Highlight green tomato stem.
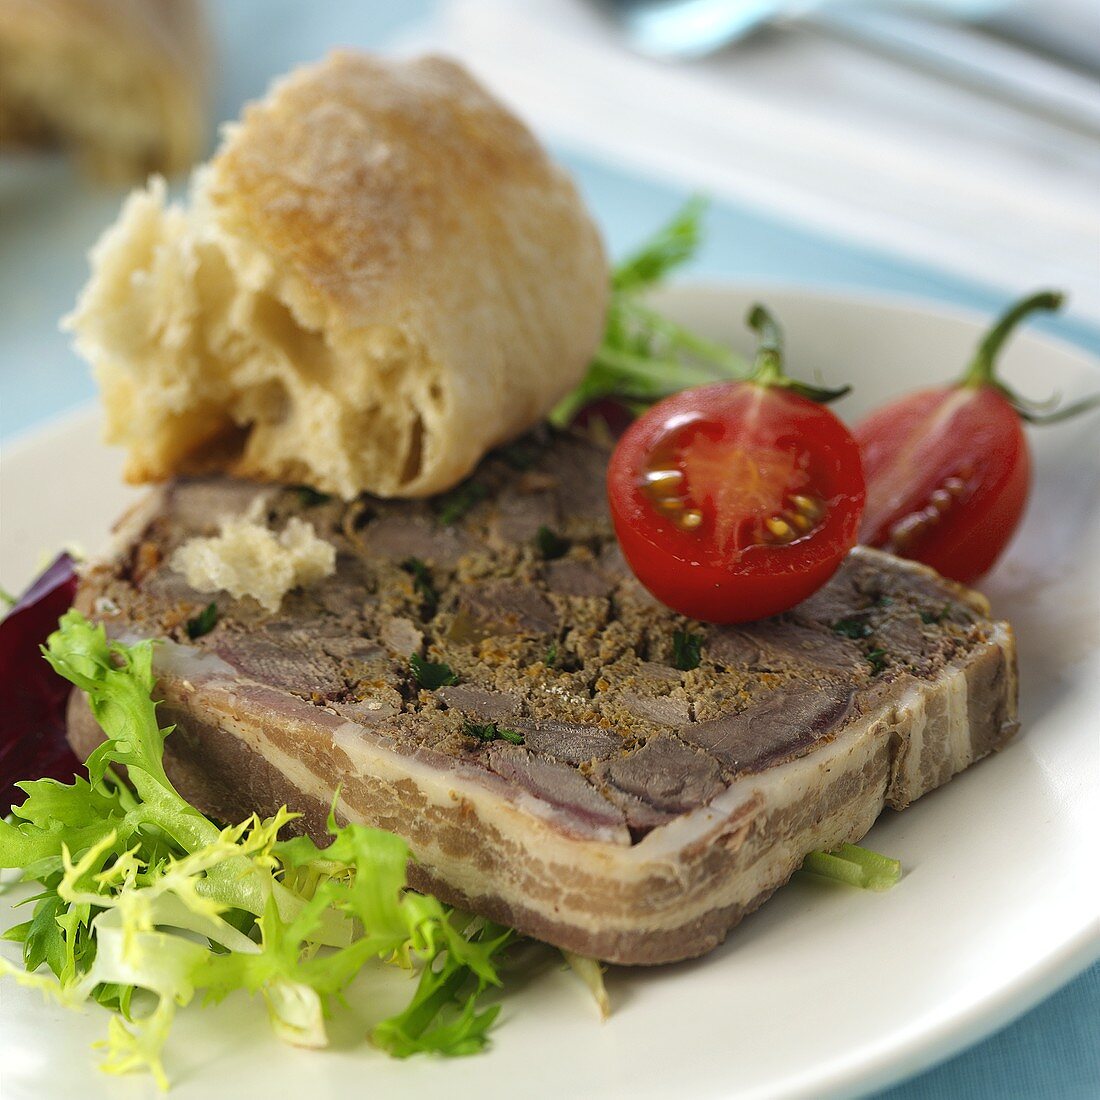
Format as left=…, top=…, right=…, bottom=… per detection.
left=746, top=303, right=785, bottom=385
left=957, top=289, right=1100, bottom=423
left=745, top=303, right=851, bottom=404
left=961, top=289, right=1064, bottom=388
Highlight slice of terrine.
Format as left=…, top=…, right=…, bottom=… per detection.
left=69, top=430, right=1018, bottom=965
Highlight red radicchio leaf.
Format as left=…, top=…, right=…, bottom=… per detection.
left=0, top=553, right=80, bottom=814
left=569, top=397, right=636, bottom=439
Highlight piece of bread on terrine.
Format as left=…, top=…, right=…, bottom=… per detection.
left=64, top=51, right=608, bottom=500
left=68, top=430, right=1018, bottom=965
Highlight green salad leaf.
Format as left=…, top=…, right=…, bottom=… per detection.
left=801, top=842, right=902, bottom=891
left=551, top=198, right=747, bottom=426
left=0, top=611, right=516, bottom=1088
left=561, top=951, right=609, bottom=1021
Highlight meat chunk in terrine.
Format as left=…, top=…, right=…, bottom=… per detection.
left=69, top=430, right=1018, bottom=965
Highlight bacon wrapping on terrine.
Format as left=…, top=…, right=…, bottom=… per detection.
left=68, top=431, right=1018, bottom=964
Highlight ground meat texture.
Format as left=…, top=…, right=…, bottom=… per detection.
left=70, top=429, right=1018, bottom=964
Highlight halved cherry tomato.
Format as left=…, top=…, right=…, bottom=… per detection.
left=607, top=306, right=865, bottom=623
left=857, top=384, right=1027, bottom=584
left=856, top=290, right=1098, bottom=584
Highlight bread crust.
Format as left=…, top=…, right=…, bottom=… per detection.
left=66, top=52, right=609, bottom=498
left=0, top=0, right=209, bottom=179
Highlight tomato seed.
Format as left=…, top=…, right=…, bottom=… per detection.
left=790, top=493, right=824, bottom=521
left=645, top=469, right=683, bottom=494
left=766, top=516, right=796, bottom=541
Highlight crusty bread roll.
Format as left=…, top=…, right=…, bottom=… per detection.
left=0, top=0, right=208, bottom=180
left=65, top=51, right=609, bottom=499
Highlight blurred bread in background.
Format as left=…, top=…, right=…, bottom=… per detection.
left=0, top=0, right=209, bottom=181
left=65, top=51, right=608, bottom=499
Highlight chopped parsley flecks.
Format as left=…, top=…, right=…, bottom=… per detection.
left=401, top=557, right=439, bottom=616
left=831, top=617, right=873, bottom=640
left=295, top=486, right=332, bottom=507
left=435, top=480, right=488, bottom=525
left=499, top=439, right=544, bottom=471
left=865, top=647, right=888, bottom=675
left=410, top=653, right=458, bottom=690
left=920, top=603, right=953, bottom=625
left=185, top=602, right=219, bottom=639
left=535, top=526, right=570, bottom=560
left=671, top=629, right=703, bottom=672
left=463, top=720, right=524, bottom=746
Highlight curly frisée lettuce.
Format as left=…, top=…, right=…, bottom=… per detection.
left=800, top=843, right=902, bottom=891
left=0, top=611, right=517, bottom=1087
left=551, top=198, right=748, bottom=427
left=0, top=610, right=896, bottom=1087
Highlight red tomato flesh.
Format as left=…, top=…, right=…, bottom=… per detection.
left=856, top=385, right=1030, bottom=584
left=607, top=381, right=865, bottom=623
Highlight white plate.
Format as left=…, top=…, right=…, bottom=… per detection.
left=2, top=285, right=1098, bottom=1100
